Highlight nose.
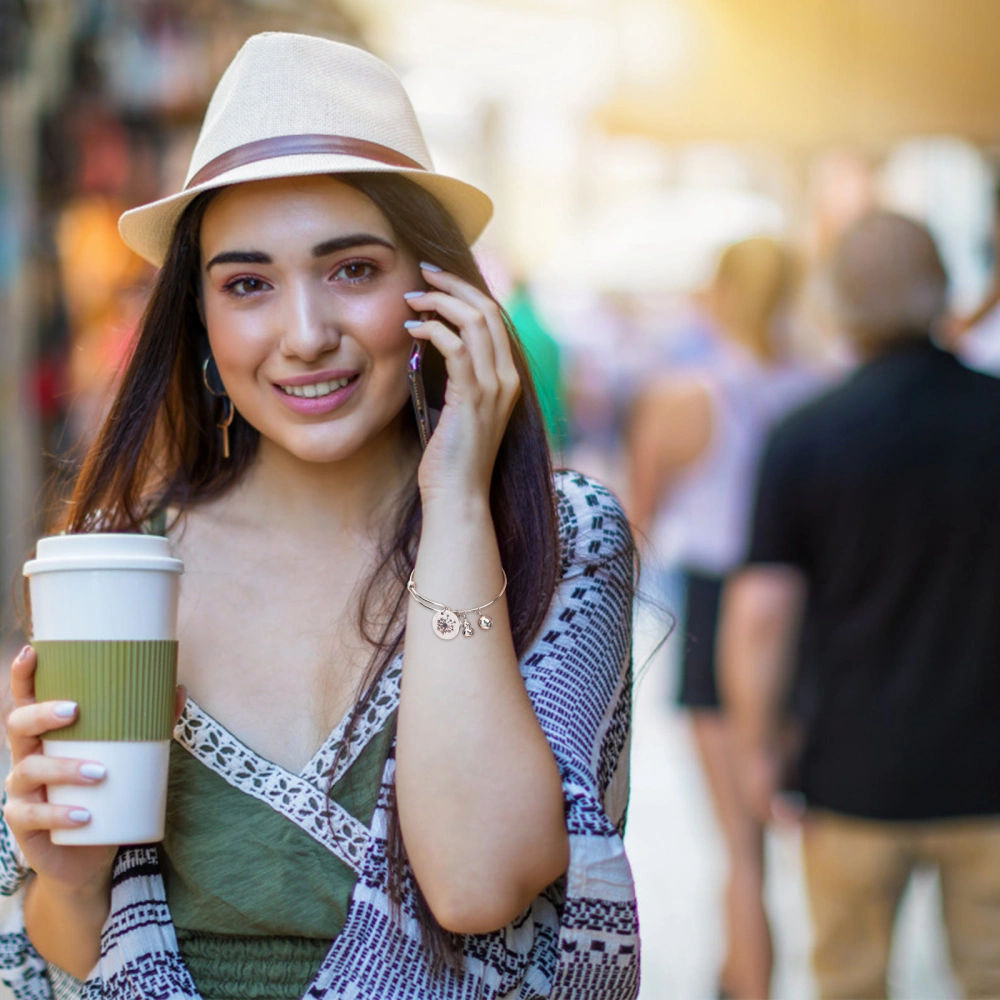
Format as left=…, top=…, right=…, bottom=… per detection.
left=277, top=278, right=341, bottom=362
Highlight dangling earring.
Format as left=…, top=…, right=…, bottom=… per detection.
left=202, top=356, right=235, bottom=459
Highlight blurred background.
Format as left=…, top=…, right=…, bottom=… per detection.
left=2, top=1, right=1000, bottom=997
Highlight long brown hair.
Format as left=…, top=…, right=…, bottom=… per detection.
left=63, top=173, right=562, bottom=967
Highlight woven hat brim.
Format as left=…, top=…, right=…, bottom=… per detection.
left=118, top=154, right=494, bottom=267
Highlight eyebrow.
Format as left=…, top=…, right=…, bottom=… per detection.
left=205, top=233, right=395, bottom=271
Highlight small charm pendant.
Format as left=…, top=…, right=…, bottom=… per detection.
left=478, top=614, right=493, bottom=630
left=461, top=616, right=475, bottom=637
left=431, top=608, right=460, bottom=640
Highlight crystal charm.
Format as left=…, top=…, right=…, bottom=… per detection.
left=431, top=608, right=460, bottom=640
left=478, top=614, right=493, bottom=630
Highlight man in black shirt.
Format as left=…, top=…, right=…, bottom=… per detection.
left=721, top=212, right=1000, bottom=1000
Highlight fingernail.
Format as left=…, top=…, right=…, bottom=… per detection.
left=80, top=763, right=106, bottom=781
left=16, top=645, right=31, bottom=662
left=404, top=320, right=423, bottom=329
left=53, top=702, right=78, bottom=719
left=403, top=290, right=425, bottom=299
left=419, top=262, right=442, bottom=272
left=68, top=809, right=91, bottom=824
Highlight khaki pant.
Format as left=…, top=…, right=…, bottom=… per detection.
left=803, top=811, right=1000, bottom=999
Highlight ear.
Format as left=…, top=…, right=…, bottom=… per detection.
left=196, top=294, right=207, bottom=328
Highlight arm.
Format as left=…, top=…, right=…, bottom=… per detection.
left=23, top=875, right=109, bottom=979
left=626, top=379, right=712, bottom=539
left=2, top=646, right=116, bottom=981
left=396, top=267, right=568, bottom=935
left=718, top=566, right=806, bottom=823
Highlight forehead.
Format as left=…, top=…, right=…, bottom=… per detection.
left=200, top=175, right=392, bottom=251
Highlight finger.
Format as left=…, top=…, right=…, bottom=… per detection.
left=418, top=266, right=520, bottom=391
left=174, top=684, right=187, bottom=726
left=5, top=755, right=106, bottom=798
left=406, top=320, right=477, bottom=391
left=405, top=291, right=498, bottom=391
left=772, top=791, right=806, bottom=828
left=10, top=646, right=37, bottom=706
left=3, top=799, right=92, bottom=833
left=7, top=701, right=78, bottom=761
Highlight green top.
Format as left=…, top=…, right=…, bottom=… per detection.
left=506, top=283, right=568, bottom=451
left=159, top=711, right=395, bottom=1000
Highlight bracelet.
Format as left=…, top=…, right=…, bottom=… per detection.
left=407, top=569, right=507, bottom=640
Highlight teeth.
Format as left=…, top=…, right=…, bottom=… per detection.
left=280, top=376, right=353, bottom=398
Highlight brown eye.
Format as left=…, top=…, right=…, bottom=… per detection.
left=334, top=261, right=377, bottom=283
left=224, top=277, right=270, bottom=297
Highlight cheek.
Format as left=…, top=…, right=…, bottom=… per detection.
left=204, top=307, right=271, bottom=380
left=352, top=297, right=414, bottom=371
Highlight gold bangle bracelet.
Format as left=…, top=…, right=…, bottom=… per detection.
left=406, top=569, right=507, bottom=640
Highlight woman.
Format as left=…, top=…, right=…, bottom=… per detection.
left=0, top=33, right=638, bottom=1000
left=629, top=238, right=817, bottom=1000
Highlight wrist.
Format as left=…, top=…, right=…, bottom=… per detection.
left=419, top=489, right=491, bottom=525
left=33, top=866, right=111, bottom=905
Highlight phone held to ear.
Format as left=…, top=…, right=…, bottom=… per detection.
left=408, top=311, right=445, bottom=449
left=408, top=339, right=433, bottom=449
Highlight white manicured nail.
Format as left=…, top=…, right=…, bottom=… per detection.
left=68, top=809, right=91, bottom=824
left=404, top=320, right=423, bottom=329
left=53, top=702, right=77, bottom=718
left=419, top=261, right=442, bottom=272
left=80, top=764, right=106, bottom=780
left=403, top=291, right=425, bottom=299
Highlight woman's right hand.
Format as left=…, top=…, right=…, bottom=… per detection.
left=3, top=645, right=116, bottom=893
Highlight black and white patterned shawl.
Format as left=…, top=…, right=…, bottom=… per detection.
left=0, top=471, right=639, bottom=999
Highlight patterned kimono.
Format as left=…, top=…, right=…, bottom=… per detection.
left=0, top=471, right=640, bottom=999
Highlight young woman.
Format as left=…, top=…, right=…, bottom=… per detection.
left=0, top=33, right=638, bottom=1000
left=629, top=239, right=818, bottom=999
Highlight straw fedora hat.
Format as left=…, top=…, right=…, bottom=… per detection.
left=118, top=32, right=493, bottom=266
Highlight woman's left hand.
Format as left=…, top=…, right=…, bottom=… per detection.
left=404, top=264, right=521, bottom=502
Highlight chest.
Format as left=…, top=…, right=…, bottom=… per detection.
left=171, top=527, right=384, bottom=772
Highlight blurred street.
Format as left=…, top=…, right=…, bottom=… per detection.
left=4, top=3, right=1000, bottom=997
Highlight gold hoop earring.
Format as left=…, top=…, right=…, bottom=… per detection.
left=202, top=356, right=235, bottom=459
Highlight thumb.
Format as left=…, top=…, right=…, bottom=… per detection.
left=174, top=684, right=188, bottom=726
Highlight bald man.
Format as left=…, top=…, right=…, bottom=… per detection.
left=721, top=212, right=1000, bottom=1000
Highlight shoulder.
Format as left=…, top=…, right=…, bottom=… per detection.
left=637, top=374, right=712, bottom=419
left=766, top=376, right=853, bottom=453
left=553, top=470, right=635, bottom=578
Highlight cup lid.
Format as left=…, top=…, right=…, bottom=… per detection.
left=24, top=533, right=184, bottom=576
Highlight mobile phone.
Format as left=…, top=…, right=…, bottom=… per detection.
left=407, top=313, right=446, bottom=448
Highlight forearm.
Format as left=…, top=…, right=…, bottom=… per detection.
left=719, top=569, right=804, bottom=753
left=397, top=493, right=568, bottom=933
left=24, top=871, right=109, bottom=980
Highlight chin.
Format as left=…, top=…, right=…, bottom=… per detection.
left=268, top=417, right=406, bottom=466
left=279, top=435, right=367, bottom=465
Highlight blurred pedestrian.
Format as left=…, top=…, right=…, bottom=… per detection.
left=505, top=278, right=569, bottom=452
left=628, top=237, right=819, bottom=1000
left=721, top=211, right=1000, bottom=1000
left=949, top=181, right=1000, bottom=377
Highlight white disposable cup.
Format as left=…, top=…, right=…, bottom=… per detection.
left=23, top=533, right=183, bottom=845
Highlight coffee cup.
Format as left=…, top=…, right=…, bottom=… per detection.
left=23, top=532, right=183, bottom=845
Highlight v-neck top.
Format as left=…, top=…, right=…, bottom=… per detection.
left=158, top=697, right=396, bottom=999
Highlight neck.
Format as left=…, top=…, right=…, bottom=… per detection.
left=722, top=319, right=775, bottom=363
left=226, top=418, right=421, bottom=542
left=855, top=329, right=932, bottom=362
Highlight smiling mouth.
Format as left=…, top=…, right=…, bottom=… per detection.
left=277, top=374, right=359, bottom=399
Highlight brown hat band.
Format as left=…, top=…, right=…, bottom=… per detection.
left=186, top=134, right=427, bottom=190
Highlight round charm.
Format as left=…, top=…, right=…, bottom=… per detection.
left=431, top=608, right=461, bottom=640
left=478, top=614, right=493, bottom=630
